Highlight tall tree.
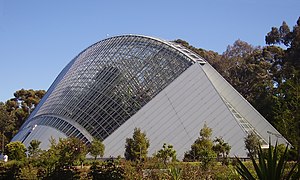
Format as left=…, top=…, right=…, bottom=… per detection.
left=89, top=138, right=105, bottom=160
left=0, top=89, right=45, bottom=152
left=265, top=17, right=300, bottom=175
left=218, top=40, right=275, bottom=106
left=154, top=143, right=177, bottom=166
left=55, top=137, right=87, bottom=168
left=184, top=123, right=216, bottom=170
left=0, top=103, right=15, bottom=153
left=5, top=89, right=46, bottom=132
left=244, top=132, right=261, bottom=158
left=124, top=127, right=150, bottom=162
left=213, top=137, right=231, bottom=164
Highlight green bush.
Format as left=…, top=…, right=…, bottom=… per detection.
left=5, top=141, right=27, bottom=161
left=180, top=163, right=204, bottom=179
left=0, top=160, right=25, bottom=179
left=122, top=160, right=142, bottom=179
left=89, top=158, right=125, bottom=179
left=48, top=167, right=81, bottom=180
left=211, top=164, right=240, bottom=179
left=18, top=164, right=38, bottom=180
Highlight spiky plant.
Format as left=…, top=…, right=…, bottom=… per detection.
left=235, top=140, right=299, bottom=180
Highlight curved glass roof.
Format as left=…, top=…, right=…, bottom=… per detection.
left=20, top=35, right=204, bottom=142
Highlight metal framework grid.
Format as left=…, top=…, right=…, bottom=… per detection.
left=12, top=35, right=289, bottom=157
left=19, top=35, right=196, bottom=143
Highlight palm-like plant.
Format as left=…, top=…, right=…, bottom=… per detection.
left=235, top=140, right=299, bottom=180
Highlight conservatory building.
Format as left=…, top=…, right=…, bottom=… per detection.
left=12, top=35, right=289, bottom=158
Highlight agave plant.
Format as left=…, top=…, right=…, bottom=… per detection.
left=235, top=140, right=299, bottom=180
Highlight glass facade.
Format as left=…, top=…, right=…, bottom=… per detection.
left=19, top=35, right=196, bottom=143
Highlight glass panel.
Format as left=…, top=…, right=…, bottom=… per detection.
left=20, top=35, right=194, bottom=142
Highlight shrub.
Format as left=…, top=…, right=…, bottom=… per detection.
left=89, top=158, right=125, bottom=179
left=154, top=143, right=177, bottom=167
left=18, top=164, right=38, bottom=180
left=124, top=128, right=150, bottom=162
left=48, top=167, right=81, bottom=180
left=0, top=160, right=24, bottom=179
left=89, top=139, right=105, bottom=160
left=5, top=141, right=27, bottom=161
left=184, top=123, right=216, bottom=170
left=236, top=140, right=299, bottom=179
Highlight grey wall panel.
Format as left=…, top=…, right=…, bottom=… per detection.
left=11, top=130, right=28, bottom=143
left=20, top=125, right=67, bottom=150
left=103, top=63, right=248, bottom=159
left=202, top=63, right=289, bottom=145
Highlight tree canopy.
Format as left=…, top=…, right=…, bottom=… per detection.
left=213, top=136, right=231, bottom=164
left=154, top=143, right=177, bottom=166
left=0, top=89, right=45, bottom=153
left=5, top=141, right=27, bottom=161
left=124, top=127, right=150, bottom=162
left=265, top=17, right=300, bottom=175
left=244, top=132, right=261, bottom=158
left=89, top=138, right=105, bottom=160
left=28, top=139, right=42, bottom=158
left=184, top=123, right=216, bottom=169
left=176, top=17, right=300, bottom=172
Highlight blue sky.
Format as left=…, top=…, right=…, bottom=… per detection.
left=0, top=0, right=299, bottom=102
